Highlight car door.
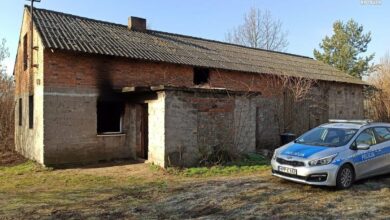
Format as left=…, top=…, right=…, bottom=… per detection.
left=371, top=127, right=390, bottom=175
left=352, top=128, right=379, bottom=179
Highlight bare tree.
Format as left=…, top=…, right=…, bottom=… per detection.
left=280, top=76, right=317, bottom=102
left=0, top=38, right=10, bottom=74
left=0, top=38, right=14, bottom=152
left=226, top=8, right=289, bottom=52
left=367, top=53, right=390, bottom=122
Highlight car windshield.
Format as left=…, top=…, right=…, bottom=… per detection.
left=295, top=127, right=358, bottom=147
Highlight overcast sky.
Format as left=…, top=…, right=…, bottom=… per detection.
left=1, top=0, right=389, bottom=75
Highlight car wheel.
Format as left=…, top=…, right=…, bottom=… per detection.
left=336, top=164, right=354, bottom=189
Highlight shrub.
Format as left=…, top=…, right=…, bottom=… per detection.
left=0, top=72, right=15, bottom=151
left=367, top=54, right=390, bottom=122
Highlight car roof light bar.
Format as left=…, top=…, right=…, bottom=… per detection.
left=328, top=119, right=373, bottom=124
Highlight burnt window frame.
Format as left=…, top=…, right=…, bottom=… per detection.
left=23, top=33, right=28, bottom=71
left=97, top=101, right=125, bottom=135
left=29, top=95, right=34, bottom=129
left=193, top=67, right=210, bottom=85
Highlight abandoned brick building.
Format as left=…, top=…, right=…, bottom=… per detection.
left=14, top=6, right=366, bottom=167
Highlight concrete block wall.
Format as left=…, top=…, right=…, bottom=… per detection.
left=164, top=91, right=198, bottom=167
left=164, top=90, right=259, bottom=167
left=43, top=87, right=139, bottom=166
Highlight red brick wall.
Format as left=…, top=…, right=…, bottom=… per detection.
left=209, top=69, right=278, bottom=96
left=43, top=50, right=362, bottom=103
left=14, top=33, right=29, bottom=96
left=43, top=50, right=276, bottom=94
left=14, top=11, right=33, bottom=96
left=44, top=50, right=194, bottom=90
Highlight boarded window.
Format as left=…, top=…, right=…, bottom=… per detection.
left=29, top=95, right=34, bottom=129
left=193, top=67, right=209, bottom=85
left=23, top=34, right=28, bottom=70
left=97, top=101, right=124, bottom=134
left=19, top=98, right=22, bottom=126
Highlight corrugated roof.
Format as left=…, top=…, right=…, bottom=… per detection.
left=30, top=6, right=365, bottom=85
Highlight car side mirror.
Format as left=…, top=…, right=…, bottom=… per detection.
left=356, top=143, right=370, bottom=150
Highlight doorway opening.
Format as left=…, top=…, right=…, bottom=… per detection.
left=137, top=103, right=148, bottom=160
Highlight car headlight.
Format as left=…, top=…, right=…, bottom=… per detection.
left=272, top=150, right=279, bottom=160
left=308, top=154, right=337, bottom=166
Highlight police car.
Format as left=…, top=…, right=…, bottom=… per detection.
left=271, top=120, right=390, bottom=189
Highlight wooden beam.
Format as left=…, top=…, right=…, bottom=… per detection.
left=122, top=86, right=136, bottom=93
left=121, top=86, right=151, bottom=93
left=150, top=85, right=165, bottom=91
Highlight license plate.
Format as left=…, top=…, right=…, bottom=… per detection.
left=278, top=166, right=297, bottom=175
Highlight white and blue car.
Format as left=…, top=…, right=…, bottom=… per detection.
left=272, top=120, right=390, bottom=189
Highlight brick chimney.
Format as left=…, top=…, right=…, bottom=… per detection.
left=128, top=17, right=147, bottom=32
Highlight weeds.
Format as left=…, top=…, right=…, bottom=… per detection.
left=167, top=153, right=270, bottom=177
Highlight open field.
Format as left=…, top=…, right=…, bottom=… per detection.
left=0, top=159, right=389, bottom=219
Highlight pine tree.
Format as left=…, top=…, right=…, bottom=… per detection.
left=314, top=19, right=374, bottom=79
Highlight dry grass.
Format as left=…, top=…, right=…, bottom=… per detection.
left=0, top=161, right=389, bottom=219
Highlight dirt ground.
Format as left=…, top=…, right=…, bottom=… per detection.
left=0, top=161, right=389, bottom=220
